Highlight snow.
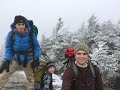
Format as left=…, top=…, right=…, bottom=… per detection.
left=52, top=73, right=62, bottom=90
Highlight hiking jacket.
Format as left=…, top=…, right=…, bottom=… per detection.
left=43, top=73, right=53, bottom=90
left=5, top=20, right=40, bottom=63
left=62, top=64, right=104, bottom=90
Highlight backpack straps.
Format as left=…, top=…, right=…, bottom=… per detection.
left=10, top=30, right=34, bottom=67
left=89, top=62, right=96, bottom=78
left=67, top=58, right=78, bottom=80
left=29, top=30, right=34, bottom=47
left=71, top=60, right=96, bottom=80
left=11, top=31, right=15, bottom=49
left=10, top=30, right=34, bottom=53
left=71, top=61, right=78, bottom=80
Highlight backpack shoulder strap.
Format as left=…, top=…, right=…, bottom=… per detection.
left=10, top=30, right=34, bottom=49
left=72, top=61, right=96, bottom=80
left=72, top=61, right=78, bottom=80
left=67, top=58, right=78, bottom=80
left=10, top=31, right=15, bottom=45
left=29, top=30, right=34, bottom=48
left=10, top=31, right=15, bottom=54
left=67, top=58, right=96, bottom=80
left=89, top=62, right=96, bottom=78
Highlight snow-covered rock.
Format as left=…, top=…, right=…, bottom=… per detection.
left=2, top=70, right=27, bottom=90
left=2, top=71, right=63, bottom=90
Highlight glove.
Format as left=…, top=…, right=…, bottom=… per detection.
left=31, top=58, right=40, bottom=69
left=0, top=60, right=10, bottom=74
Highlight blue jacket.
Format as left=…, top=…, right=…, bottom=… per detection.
left=5, top=20, right=41, bottom=63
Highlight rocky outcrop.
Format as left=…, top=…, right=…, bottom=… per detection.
left=2, top=70, right=27, bottom=90
left=1, top=71, right=62, bottom=90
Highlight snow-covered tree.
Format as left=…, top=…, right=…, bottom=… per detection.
left=40, top=15, right=120, bottom=88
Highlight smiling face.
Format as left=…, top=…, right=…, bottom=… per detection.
left=15, top=23, right=25, bottom=34
left=75, top=50, right=89, bottom=65
left=48, top=66, right=56, bottom=74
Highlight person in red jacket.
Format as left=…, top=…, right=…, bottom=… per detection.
left=62, top=42, right=104, bottom=90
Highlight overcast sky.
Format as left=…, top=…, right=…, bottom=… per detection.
left=0, top=0, right=120, bottom=42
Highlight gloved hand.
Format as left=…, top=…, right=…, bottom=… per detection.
left=0, top=60, right=10, bottom=74
left=31, top=58, right=40, bottom=69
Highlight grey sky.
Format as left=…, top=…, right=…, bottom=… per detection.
left=0, top=0, right=120, bottom=41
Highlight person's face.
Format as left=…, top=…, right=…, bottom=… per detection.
left=48, top=66, right=56, bottom=74
left=15, top=23, right=25, bottom=34
left=75, top=50, right=88, bottom=65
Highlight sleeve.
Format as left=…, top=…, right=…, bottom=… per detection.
left=32, top=34, right=41, bottom=58
left=61, top=68, right=73, bottom=90
left=5, top=31, right=13, bottom=61
left=43, top=74, right=52, bottom=90
left=95, top=66, right=104, bottom=90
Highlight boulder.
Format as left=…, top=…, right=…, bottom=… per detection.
left=2, top=70, right=27, bottom=90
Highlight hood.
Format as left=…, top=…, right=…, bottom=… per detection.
left=10, top=19, right=31, bottom=32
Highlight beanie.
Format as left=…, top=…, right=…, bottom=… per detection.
left=74, top=42, right=89, bottom=55
left=14, top=15, right=26, bottom=25
left=46, top=61, right=55, bottom=70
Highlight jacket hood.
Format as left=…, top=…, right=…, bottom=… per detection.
left=10, top=19, right=31, bottom=32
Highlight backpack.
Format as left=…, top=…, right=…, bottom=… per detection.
left=63, top=48, right=96, bottom=80
left=34, top=63, right=46, bottom=90
left=11, top=20, right=38, bottom=47
left=10, top=20, right=38, bottom=66
left=63, top=48, right=74, bottom=67
left=64, top=47, right=74, bottom=59
left=28, top=20, right=38, bottom=36
left=34, top=56, right=50, bottom=90
left=34, top=62, right=54, bottom=90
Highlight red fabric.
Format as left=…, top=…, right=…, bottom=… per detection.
left=65, top=48, right=74, bottom=58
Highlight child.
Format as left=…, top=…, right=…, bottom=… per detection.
left=42, top=61, right=56, bottom=90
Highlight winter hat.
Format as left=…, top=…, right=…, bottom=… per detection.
left=46, top=61, right=55, bottom=70
left=14, top=15, right=26, bottom=25
left=74, top=42, right=89, bottom=55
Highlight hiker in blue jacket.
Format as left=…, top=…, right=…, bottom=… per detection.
left=0, top=15, right=41, bottom=90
